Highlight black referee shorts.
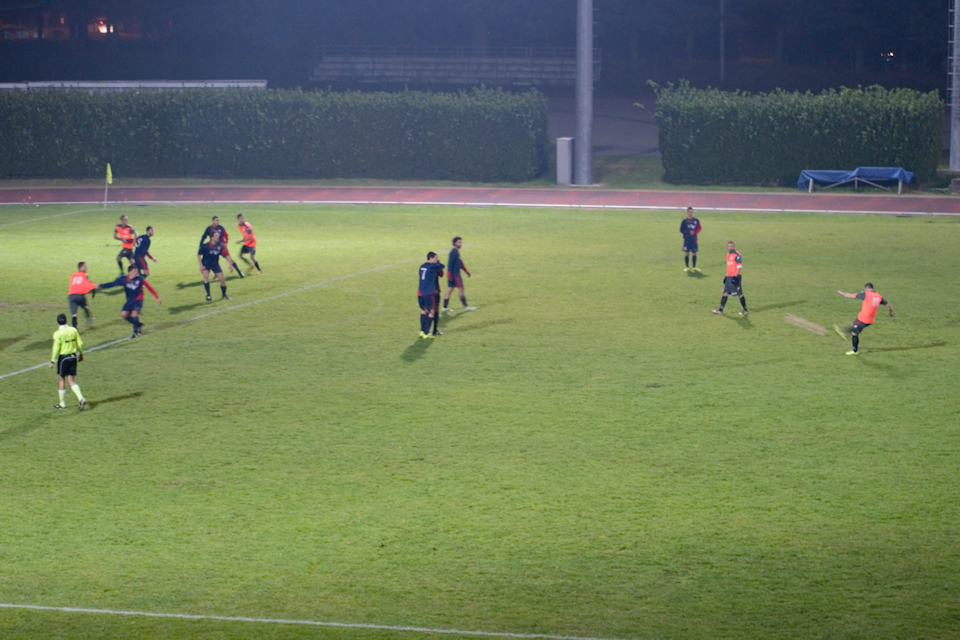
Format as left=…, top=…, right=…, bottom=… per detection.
left=57, top=354, right=78, bottom=377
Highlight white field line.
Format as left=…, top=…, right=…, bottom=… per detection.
left=0, top=259, right=414, bottom=381
left=0, top=198, right=957, bottom=216
left=0, top=603, right=636, bottom=640
left=0, top=206, right=102, bottom=229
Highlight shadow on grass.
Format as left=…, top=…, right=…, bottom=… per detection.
left=20, top=339, right=52, bottom=352
left=446, top=318, right=515, bottom=333
left=856, top=358, right=908, bottom=379
left=175, top=276, right=242, bottom=291
left=87, top=391, right=143, bottom=410
left=864, top=341, right=946, bottom=353
left=167, top=302, right=210, bottom=315
left=750, top=300, right=807, bottom=313
left=722, top=314, right=752, bottom=330
left=685, top=270, right=708, bottom=279
left=401, top=338, right=434, bottom=362
left=0, top=414, right=48, bottom=442
left=0, top=335, right=27, bottom=351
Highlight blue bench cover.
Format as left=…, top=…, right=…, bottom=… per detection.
left=797, top=167, right=913, bottom=191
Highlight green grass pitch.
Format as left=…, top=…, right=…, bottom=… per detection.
left=1, top=203, right=959, bottom=639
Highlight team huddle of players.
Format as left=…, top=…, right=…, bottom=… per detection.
left=681, top=206, right=894, bottom=355
left=51, top=213, right=263, bottom=409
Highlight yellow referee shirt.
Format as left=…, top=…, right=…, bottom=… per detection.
left=51, top=325, right=83, bottom=362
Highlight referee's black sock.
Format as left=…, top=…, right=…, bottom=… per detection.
left=852, top=335, right=859, bottom=352
left=203, top=282, right=211, bottom=295
left=692, top=255, right=697, bottom=268
left=719, top=295, right=727, bottom=311
left=684, top=255, right=689, bottom=267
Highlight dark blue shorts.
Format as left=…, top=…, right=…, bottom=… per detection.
left=447, top=274, right=464, bottom=289
left=134, top=255, right=148, bottom=271
left=418, top=293, right=437, bottom=311
left=203, top=261, right=222, bottom=274
left=122, top=300, right=143, bottom=312
left=683, top=237, right=698, bottom=252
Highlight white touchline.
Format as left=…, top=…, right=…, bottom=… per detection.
left=0, top=603, right=634, bottom=640
left=0, top=257, right=418, bottom=381
left=0, top=206, right=103, bottom=229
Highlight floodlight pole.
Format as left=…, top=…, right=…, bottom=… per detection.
left=951, top=0, right=960, bottom=170
left=575, top=0, right=593, bottom=186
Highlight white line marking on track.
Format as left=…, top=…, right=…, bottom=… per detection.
left=0, top=603, right=633, bottom=640
left=0, top=259, right=415, bottom=381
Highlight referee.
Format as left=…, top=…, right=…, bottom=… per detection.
left=48, top=313, right=86, bottom=410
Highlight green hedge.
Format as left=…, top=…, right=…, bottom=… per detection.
left=654, top=82, right=943, bottom=185
left=0, top=87, right=549, bottom=182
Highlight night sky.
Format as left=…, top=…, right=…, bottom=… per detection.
left=0, top=0, right=949, bottom=93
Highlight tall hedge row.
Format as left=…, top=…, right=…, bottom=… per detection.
left=654, top=83, right=943, bottom=185
left=0, top=87, right=549, bottom=182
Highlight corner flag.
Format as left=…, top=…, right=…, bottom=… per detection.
left=106, top=163, right=113, bottom=185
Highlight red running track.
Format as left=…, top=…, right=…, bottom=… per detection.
left=1, top=185, right=959, bottom=215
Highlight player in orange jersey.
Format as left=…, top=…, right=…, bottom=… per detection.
left=114, top=215, right=138, bottom=275
left=712, top=241, right=748, bottom=316
left=235, top=213, right=262, bottom=275
left=67, top=262, right=98, bottom=329
left=835, top=283, right=896, bottom=355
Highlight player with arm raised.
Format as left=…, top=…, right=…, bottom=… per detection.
left=133, top=226, right=157, bottom=276
left=198, top=231, right=230, bottom=301
left=835, top=284, right=896, bottom=355
left=113, top=215, right=138, bottom=274
left=97, top=265, right=160, bottom=338
left=236, top=213, right=262, bottom=275
left=201, top=216, right=244, bottom=279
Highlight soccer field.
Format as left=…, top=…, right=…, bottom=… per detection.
left=1, top=203, right=959, bottom=639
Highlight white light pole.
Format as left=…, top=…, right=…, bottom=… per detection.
left=951, top=0, right=960, bottom=170
left=575, top=0, right=593, bottom=185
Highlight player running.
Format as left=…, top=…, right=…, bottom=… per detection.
left=201, top=216, right=244, bottom=278
left=418, top=252, right=444, bottom=339
left=133, top=226, right=157, bottom=276
left=442, top=236, right=476, bottom=313
left=835, top=284, right=896, bottom=355
left=680, top=207, right=702, bottom=271
left=67, top=262, right=97, bottom=329
left=236, top=213, right=262, bottom=275
left=114, top=215, right=138, bottom=274
left=49, top=313, right=86, bottom=411
left=98, top=265, right=161, bottom=338
left=712, top=241, right=749, bottom=316
left=198, top=230, right=230, bottom=301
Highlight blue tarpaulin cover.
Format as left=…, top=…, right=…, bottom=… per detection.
left=797, top=167, right=914, bottom=190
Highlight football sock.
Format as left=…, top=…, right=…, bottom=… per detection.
left=719, top=295, right=727, bottom=311
left=71, top=384, right=83, bottom=401
left=460, top=295, right=468, bottom=306
left=58, top=390, right=66, bottom=406
left=852, top=335, right=859, bottom=352
left=72, top=316, right=78, bottom=328
left=253, top=260, right=261, bottom=271
left=420, top=315, right=429, bottom=333
left=221, top=286, right=227, bottom=296
left=235, top=263, right=245, bottom=278
left=203, top=282, right=211, bottom=295
left=685, top=255, right=689, bottom=267
left=132, top=317, right=141, bottom=332
left=443, top=298, right=449, bottom=309
left=432, top=314, right=439, bottom=332
left=692, top=255, right=697, bottom=268
left=740, top=296, right=747, bottom=310
left=125, top=315, right=135, bottom=325
left=118, top=262, right=124, bottom=274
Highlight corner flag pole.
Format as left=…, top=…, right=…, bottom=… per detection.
left=104, top=163, right=112, bottom=209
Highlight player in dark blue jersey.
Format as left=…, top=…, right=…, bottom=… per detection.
left=198, top=230, right=230, bottom=301
left=680, top=207, right=702, bottom=272
left=133, top=226, right=157, bottom=276
left=442, top=236, right=476, bottom=313
left=417, top=252, right=444, bottom=339
left=97, top=265, right=161, bottom=338
left=200, top=216, right=244, bottom=278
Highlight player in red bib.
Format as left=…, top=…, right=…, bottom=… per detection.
left=114, top=215, right=138, bottom=274
left=67, top=262, right=98, bottom=329
left=235, top=213, right=262, bottom=275
left=712, top=241, right=748, bottom=316
left=835, top=283, right=896, bottom=355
